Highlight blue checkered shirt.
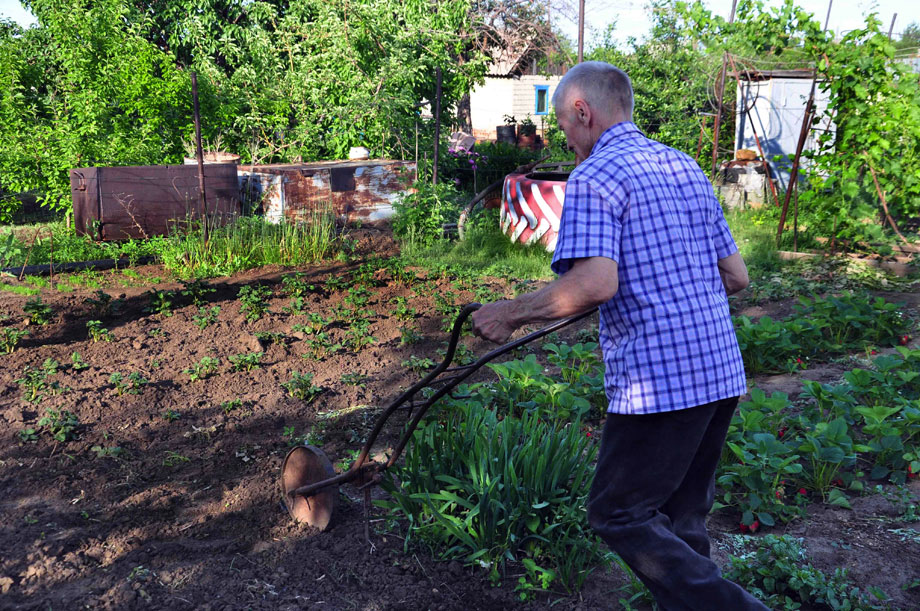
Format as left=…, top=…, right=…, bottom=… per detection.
left=551, top=122, right=747, bottom=414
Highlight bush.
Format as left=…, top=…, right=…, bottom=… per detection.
left=392, top=180, right=464, bottom=247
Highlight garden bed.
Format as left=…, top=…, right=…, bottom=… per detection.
left=1, top=251, right=919, bottom=609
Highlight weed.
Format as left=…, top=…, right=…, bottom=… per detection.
left=221, top=398, right=243, bottom=414
left=148, top=327, right=164, bottom=337
left=163, top=451, right=190, bottom=467
left=23, top=297, right=54, bottom=325
left=1, top=327, right=28, bottom=353
left=180, top=279, right=215, bottom=306
left=237, top=285, right=271, bottom=322
left=86, top=320, right=113, bottom=343
left=91, top=445, right=124, bottom=459
left=282, top=371, right=324, bottom=402
left=192, top=305, right=221, bottom=329
left=37, top=409, right=80, bottom=442
left=283, top=426, right=308, bottom=447
left=335, top=448, right=361, bottom=472
left=228, top=352, right=262, bottom=372
left=184, top=356, right=220, bottom=381
left=163, top=409, right=181, bottom=422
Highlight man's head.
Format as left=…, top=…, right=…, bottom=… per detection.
left=552, top=62, right=633, bottom=162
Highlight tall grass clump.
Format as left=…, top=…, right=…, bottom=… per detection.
left=157, top=207, right=338, bottom=278
left=399, top=208, right=553, bottom=281
left=378, top=390, right=606, bottom=597
left=0, top=221, right=161, bottom=268
left=723, top=206, right=785, bottom=280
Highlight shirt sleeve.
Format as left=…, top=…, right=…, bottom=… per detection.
left=711, top=201, right=738, bottom=260
left=551, top=175, right=625, bottom=275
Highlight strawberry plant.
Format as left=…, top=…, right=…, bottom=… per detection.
left=83, top=290, right=115, bottom=317
left=281, top=273, right=316, bottom=298
left=343, top=319, right=375, bottom=352
left=192, top=306, right=221, bottom=329
left=301, top=332, right=341, bottom=361
left=23, top=297, right=53, bottom=325
left=255, top=331, right=287, bottom=346
left=228, top=351, right=262, bottom=372
left=238, top=285, right=271, bottom=322
left=401, top=355, right=435, bottom=374
left=340, top=372, right=368, bottom=387
left=18, top=427, right=38, bottom=442
left=390, top=296, right=417, bottom=322
left=0, top=327, right=28, bottom=353
left=323, top=275, right=349, bottom=293
left=184, top=356, right=220, bottom=381
left=282, top=372, right=324, bottom=402
left=221, top=398, right=243, bottom=414
left=86, top=320, right=113, bottom=343
left=399, top=326, right=422, bottom=345
left=292, top=312, right=332, bottom=335
left=16, top=364, right=60, bottom=403
left=282, top=296, right=308, bottom=315
left=163, top=409, right=180, bottom=421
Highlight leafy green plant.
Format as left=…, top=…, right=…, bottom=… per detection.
left=192, top=306, right=221, bottom=329
left=109, top=372, right=147, bottom=396
left=163, top=409, right=180, bottom=422
left=723, top=535, right=888, bottom=610
left=392, top=180, right=463, bottom=247
left=399, top=326, right=422, bottom=346
left=0, top=327, right=28, bottom=353
left=282, top=371, right=324, bottom=402
left=281, top=273, right=316, bottom=298
left=23, top=297, right=53, bottom=325
left=83, top=290, right=115, bottom=317
left=184, top=356, right=220, bottom=381
left=228, top=351, right=262, bottom=372
left=163, top=451, right=190, bottom=467
left=255, top=331, right=287, bottom=346
left=340, top=372, right=368, bottom=387
left=37, top=409, right=80, bottom=442
left=18, top=427, right=38, bottom=442
left=91, top=445, right=124, bottom=459
left=16, top=365, right=59, bottom=403
left=379, top=399, right=605, bottom=593
left=401, top=355, right=435, bottom=374
left=145, top=289, right=175, bottom=317
left=343, top=319, right=375, bottom=353
left=180, top=279, right=215, bottom=306
left=221, top=398, right=243, bottom=414
left=237, top=285, right=271, bottom=322
left=86, top=320, right=113, bottom=343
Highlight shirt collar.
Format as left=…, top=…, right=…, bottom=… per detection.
left=590, top=121, right=643, bottom=156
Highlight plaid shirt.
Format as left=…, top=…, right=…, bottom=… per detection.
left=551, top=122, right=747, bottom=414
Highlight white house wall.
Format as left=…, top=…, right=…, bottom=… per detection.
left=470, top=75, right=562, bottom=140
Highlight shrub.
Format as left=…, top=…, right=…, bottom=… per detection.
left=392, top=180, right=464, bottom=247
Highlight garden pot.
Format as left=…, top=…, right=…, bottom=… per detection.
left=496, top=125, right=516, bottom=144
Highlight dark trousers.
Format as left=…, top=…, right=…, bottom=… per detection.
left=587, top=396, right=769, bottom=611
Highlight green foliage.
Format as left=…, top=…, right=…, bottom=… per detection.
left=180, top=279, right=215, bottom=307
left=86, top=320, right=113, bottom=343
left=145, top=289, right=175, bottom=317
left=401, top=355, right=435, bottom=374
left=192, top=306, right=221, bottom=330
left=23, top=297, right=53, bottom=325
left=228, top=351, right=262, bottom=372
left=183, top=356, right=219, bottom=381
left=37, top=409, right=80, bottom=442
left=237, top=284, right=271, bottom=322
left=0, top=327, right=28, bottom=353
left=723, top=535, right=888, bottom=610
left=70, top=352, right=89, bottom=370
left=378, top=398, right=604, bottom=593
left=392, top=180, right=464, bottom=247
left=109, top=372, right=147, bottom=396
left=282, top=372, right=324, bottom=402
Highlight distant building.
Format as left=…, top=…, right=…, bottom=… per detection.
left=469, top=48, right=566, bottom=142
left=733, top=69, right=833, bottom=191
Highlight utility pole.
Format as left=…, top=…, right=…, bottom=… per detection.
left=578, top=0, right=585, bottom=63
left=709, top=0, right=739, bottom=177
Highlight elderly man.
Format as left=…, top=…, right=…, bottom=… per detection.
left=471, top=61, right=766, bottom=610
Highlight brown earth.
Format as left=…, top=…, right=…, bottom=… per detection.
left=1, top=240, right=919, bottom=610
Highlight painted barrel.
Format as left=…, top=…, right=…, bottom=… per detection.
left=500, top=171, right=568, bottom=252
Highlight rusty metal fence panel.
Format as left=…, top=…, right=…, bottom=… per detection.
left=70, top=164, right=241, bottom=240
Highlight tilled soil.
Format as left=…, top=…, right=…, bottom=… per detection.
left=1, top=248, right=919, bottom=610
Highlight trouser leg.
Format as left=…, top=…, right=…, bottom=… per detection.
left=587, top=397, right=768, bottom=611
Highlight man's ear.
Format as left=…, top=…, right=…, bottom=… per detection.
left=573, top=99, right=591, bottom=127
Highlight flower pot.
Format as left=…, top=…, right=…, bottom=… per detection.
left=496, top=125, right=517, bottom=144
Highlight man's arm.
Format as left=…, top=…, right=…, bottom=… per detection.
left=717, top=251, right=749, bottom=295
left=471, top=256, right=618, bottom=344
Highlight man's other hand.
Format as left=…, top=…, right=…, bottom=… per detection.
left=471, top=300, right=519, bottom=344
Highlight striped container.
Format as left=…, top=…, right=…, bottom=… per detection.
left=500, top=171, right=567, bottom=252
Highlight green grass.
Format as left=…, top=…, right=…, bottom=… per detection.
left=399, top=209, right=554, bottom=281
left=723, top=206, right=787, bottom=281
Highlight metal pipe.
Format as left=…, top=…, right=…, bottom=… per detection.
left=191, top=72, right=209, bottom=244
left=432, top=67, right=442, bottom=186
left=710, top=0, right=739, bottom=177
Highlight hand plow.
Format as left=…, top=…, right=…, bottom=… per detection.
left=280, top=302, right=595, bottom=531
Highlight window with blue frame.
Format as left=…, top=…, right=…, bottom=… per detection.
left=534, top=85, right=549, bottom=115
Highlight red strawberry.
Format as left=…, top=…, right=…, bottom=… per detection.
left=870, top=349, right=878, bottom=355
left=798, top=488, right=808, bottom=496
left=901, top=335, right=911, bottom=346
left=750, top=520, right=760, bottom=533
left=775, top=490, right=783, bottom=499
left=739, top=523, right=749, bottom=533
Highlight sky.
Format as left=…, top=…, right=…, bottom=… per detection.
left=0, top=0, right=916, bottom=43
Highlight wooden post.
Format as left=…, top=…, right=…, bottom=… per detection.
left=191, top=72, right=209, bottom=245
left=432, top=67, right=442, bottom=186
left=577, top=0, right=585, bottom=63
left=775, top=0, right=833, bottom=246
left=710, top=0, right=739, bottom=177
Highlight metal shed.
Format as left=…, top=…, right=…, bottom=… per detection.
left=70, top=164, right=241, bottom=240
left=239, top=159, right=416, bottom=223
left=733, top=69, right=834, bottom=191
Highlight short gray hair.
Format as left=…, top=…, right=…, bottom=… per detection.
left=552, top=61, right=634, bottom=120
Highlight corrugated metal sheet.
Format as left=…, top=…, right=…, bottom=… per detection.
left=239, top=159, right=416, bottom=223
left=70, top=164, right=241, bottom=240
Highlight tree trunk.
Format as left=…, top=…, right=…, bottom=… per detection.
left=457, top=92, right=472, bottom=134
